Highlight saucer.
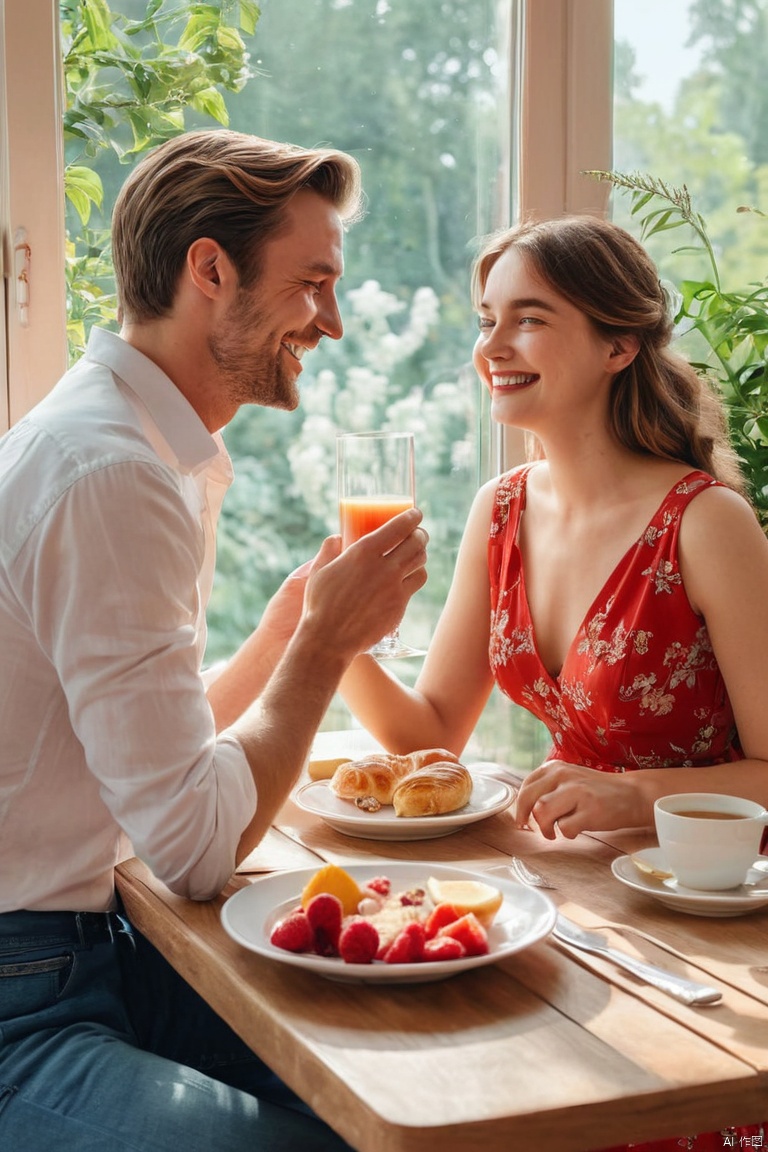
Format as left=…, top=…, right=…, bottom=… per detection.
left=611, top=847, right=768, bottom=917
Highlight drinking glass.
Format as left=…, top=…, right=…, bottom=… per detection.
left=337, top=430, right=422, bottom=658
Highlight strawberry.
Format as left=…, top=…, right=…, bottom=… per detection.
left=423, top=936, right=466, bottom=961
left=438, top=912, right=489, bottom=957
left=338, top=917, right=380, bottom=964
left=424, top=902, right=460, bottom=939
left=365, top=876, right=391, bottom=897
left=383, top=921, right=426, bottom=964
left=270, top=910, right=314, bottom=953
left=305, top=893, right=344, bottom=956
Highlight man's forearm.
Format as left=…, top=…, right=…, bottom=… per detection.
left=228, top=622, right=350, bottom=861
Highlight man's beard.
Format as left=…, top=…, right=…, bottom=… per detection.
left=209, top=286, right=301, bottom=412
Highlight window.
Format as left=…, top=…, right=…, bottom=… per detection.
left=1, top=0, right=616, bottom=769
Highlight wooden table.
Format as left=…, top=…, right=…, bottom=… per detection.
left=116, top=748, right=768, bottom=1152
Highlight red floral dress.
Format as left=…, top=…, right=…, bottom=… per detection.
left=488, top=465, right=741, bottom=773
left=488, top=464, right=762, bottom=1152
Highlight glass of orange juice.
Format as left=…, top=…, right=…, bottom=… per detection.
left=337, top=430, right=421, bottom=658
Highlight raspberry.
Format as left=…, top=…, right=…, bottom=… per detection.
left=424, top=902, right=460, bottom=940
left=365, top=876, right=391, bottom=897
left=438, top=912, right=489, bottom=957
left=305, top=893, right=344, bottom=956
left=270, top=910, right=314, bottom=953
left=383, top=921, right=426, bottom=964
left=423, top=936, right=466, bottom=961
left=338, top=918, right=380, bottom=964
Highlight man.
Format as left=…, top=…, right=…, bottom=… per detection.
left=0, top=130, right=427, bottom=1150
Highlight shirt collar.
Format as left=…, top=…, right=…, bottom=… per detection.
left=84, top=327, right=229, bottom=479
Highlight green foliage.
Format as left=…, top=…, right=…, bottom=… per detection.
left=60, top=0, right=260, bottom=358
left=588, top=170, right=768, bottom=531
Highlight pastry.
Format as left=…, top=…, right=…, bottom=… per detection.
left=392, top=762, right=473, bottom=818
left=330, top=748, right=459, bottom=806
left=330, top=755, right=409, bottom=805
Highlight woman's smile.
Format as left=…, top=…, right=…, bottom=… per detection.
left=491, top=371, right=539, bottom=390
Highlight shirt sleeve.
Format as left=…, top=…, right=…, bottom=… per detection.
left=16, top=456, right=257, bottom=900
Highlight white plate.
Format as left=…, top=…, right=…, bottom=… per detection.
left=293, top=774, right=515, bottom=841
left=612, top=848, right=768, bottom=917
left=221, top=862, right=556, bottom=984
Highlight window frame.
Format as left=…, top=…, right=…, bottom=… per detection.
left=0, top=0, right=68, bottom=430
left=499, top=0, right=613, bottom=470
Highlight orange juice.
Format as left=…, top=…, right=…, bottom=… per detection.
left=340, top=495, right=414, bottom=548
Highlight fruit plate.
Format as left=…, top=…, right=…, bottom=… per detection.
left=221, top=862, right=557, bottom=984
left=293, top=774, right=515, bottom=841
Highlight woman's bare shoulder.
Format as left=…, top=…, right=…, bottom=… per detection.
left=679, top=483, right=768, bottom=611
left=681, top=482, right=765, bottom=544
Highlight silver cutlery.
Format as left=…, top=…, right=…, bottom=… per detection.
left=551, top=917, right=722, bottom=1005
left=497, top=857, right=723, bottom=1007
left=508, top=856, right=556, bottom=889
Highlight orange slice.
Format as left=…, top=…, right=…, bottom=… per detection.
left=300, top=863, right=364, bottom=917
left=425, top=877, right=503, bottom=927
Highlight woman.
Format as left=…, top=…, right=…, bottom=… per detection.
left=340, top=213, right=768, bottom=1151
left=341, top=214, right=768, bottom=837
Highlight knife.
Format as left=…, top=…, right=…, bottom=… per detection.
left=552, top=914, right=722, bottom=1006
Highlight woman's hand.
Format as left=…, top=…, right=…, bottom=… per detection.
left=256, top=535, right=342, bottom=657
left=514, top=760, right=650, bottom=839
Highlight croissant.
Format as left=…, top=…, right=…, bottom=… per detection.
left=392, top=762, right=473, bottom=818
left=330, top=748, right=459, bottom=806
left=330, top=755, right=406, bottom=805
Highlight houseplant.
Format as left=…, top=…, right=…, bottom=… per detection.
left=588, top=170, right=768, bottom=533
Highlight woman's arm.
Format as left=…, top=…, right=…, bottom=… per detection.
left=338, top=478, right=500, bottom=755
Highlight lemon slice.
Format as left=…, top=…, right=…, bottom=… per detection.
left=426, top=877, right=503, bottom=927
left=300, top=863, right=364, bottom=916
left=307, top=756, right=352, bottom=781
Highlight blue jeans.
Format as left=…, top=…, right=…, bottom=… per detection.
left=0, top=908, right=352, bottom=1151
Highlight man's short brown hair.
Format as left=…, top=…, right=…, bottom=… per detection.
left=112, top=129, right=363, bottom=322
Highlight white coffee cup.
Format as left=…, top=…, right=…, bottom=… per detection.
left=654, top=792, right=768, bottom=891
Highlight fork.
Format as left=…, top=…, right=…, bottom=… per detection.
left=508, top=856, right=556, bottom=888
left=498, top=857, right=723, bottom=1006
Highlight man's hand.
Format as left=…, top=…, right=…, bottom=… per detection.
left=230, top=508, right=428, bottom=860
left=301, top=508, right=428, bottom=660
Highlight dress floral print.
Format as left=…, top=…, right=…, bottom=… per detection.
left=489, top=465, right=761, bottom=1152
left=488, top=465, right=741, bottom=776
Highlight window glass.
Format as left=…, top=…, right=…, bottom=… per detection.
left=613, top=0, right=768, bottom=531
left=211, top=3, right=503, bottom=654
left=613, top=0, right=768, bottom=286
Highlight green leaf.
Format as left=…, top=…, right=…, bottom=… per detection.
left=191, top=86, right=229, bottom=124
left=80, top=0, right=115, bottom=49
left=65, top=185, right=92, bottom=226
left=238, top=1, right=260, bottom=36
left=64, top=164, right=104, bottom=208
left=747, top=416, right=768, bottom=443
